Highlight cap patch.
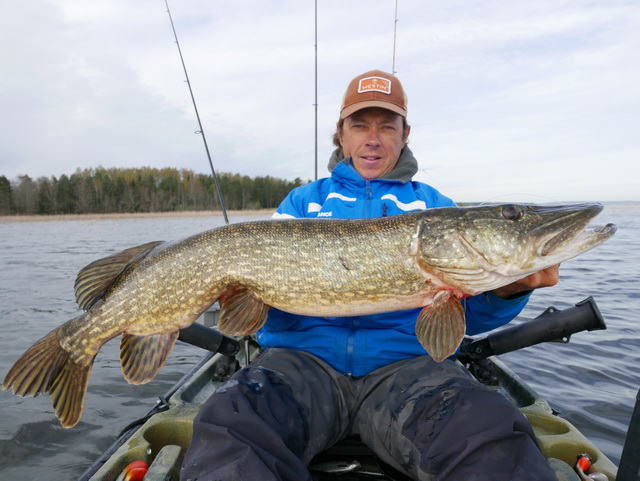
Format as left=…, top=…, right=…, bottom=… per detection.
left=358, top=76, right=392, bottom=95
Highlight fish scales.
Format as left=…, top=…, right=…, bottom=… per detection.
left=2, top=203, right=617, bottom=427
left=215, top=215, right=431, bottom=314
left=56, top=215, right=428, bottom=361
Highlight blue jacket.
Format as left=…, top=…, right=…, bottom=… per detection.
left=258, top=148, right=530, bottom=376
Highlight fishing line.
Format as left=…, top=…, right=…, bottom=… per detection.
left=164, top=0, right=229, bottom=224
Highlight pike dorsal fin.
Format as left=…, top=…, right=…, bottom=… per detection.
left=415, top=291, right=466, bottom=362
left=74, top=241, right=165, bottom=311
left=120, top=331, right=179, bottom=384
left=218, top=286, right=270, bottom=336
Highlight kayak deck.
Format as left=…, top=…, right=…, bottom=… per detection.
left=78, top=342, right=618, bottom=481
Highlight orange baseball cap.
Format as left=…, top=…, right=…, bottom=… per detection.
left=340, top=70, right=408, bottom=119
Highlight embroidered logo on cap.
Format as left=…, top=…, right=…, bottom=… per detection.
left=358, top=76, right=392, bottom=95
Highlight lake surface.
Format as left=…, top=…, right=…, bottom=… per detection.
left=0, top=204, right=638, bottom=480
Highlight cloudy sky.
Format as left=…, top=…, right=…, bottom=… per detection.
left=1, top=0, right=638, bottom=202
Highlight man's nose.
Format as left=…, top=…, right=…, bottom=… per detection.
left=365, top=128, right=381, bottom=147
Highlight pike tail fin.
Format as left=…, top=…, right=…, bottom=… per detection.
left=2, top=322, right=94, bottom=428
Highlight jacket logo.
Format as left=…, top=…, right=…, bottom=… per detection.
left=317, top=212, right=333, bottom=217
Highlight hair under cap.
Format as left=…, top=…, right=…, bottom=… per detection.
left=340, top=70, right=407, bottom=119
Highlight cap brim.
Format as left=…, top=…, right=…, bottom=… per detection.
left=340, top=101, right=407, bottom=119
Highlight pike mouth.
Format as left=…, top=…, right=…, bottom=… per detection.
left=540, top=220, right=617, bottom=256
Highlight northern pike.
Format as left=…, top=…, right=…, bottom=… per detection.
left=3, top=203, right=616, bottom=428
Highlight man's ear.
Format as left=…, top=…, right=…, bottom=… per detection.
left=404, top=124, right=411, bottom=145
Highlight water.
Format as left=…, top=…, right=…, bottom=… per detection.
left=0, top=205, right=638, bottom=480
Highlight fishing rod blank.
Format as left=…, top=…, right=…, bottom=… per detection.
left=164, top=0, right=229, bottom=224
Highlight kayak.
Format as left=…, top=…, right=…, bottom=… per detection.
left=77, top=298, right=625, bottom=481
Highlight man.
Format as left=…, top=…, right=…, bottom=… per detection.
left=181, top=70, right=559, bottom=480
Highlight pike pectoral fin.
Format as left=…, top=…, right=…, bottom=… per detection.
left=415, top=292, right=466, bottom=363
left=218, top=286, right=271, bottom=336
left=2, top=321, right=93, bottom=428
left=120, top=331, right=179, bottom=384
left=75, top=241, right=165, bottom=311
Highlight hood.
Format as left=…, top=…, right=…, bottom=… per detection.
left=327, top=146, right=418, bottom=184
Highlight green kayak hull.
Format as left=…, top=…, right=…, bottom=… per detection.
left=79, top=348, right=618, bottom=481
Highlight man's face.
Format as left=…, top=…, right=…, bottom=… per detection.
left=338, top=108, right=410, bottom=180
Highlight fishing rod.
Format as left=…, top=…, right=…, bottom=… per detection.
left=314, top=0, right=318, bottom=180
left=163, top=1, right=257, bottom=364
left=392, top=0, right=399, bottom=74
left=164, top=0, right=229, bottom=224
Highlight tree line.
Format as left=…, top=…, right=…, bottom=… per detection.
left=0, top=167, right=307, bottom=215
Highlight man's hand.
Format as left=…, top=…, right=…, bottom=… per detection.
left=492, top=264, right=561, bottom=299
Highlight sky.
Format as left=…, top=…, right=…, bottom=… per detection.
left=1, top=0, right=639, bottom=202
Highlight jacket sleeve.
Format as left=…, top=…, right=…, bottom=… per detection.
left=463, top=291, right=531, bottom=335
left=413, top=182, right=456, bottom=209
left=272, top=190, right=305, bottom=218
left=272, top=182, right=324, bottom=219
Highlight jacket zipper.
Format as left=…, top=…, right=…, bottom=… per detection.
left=364, top=180, right=372, bottom=218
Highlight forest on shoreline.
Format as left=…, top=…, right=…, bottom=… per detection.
left=0, top=167, right=306, bottom=216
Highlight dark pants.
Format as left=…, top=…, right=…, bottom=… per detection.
left=180, top=349, right=557, bottom=481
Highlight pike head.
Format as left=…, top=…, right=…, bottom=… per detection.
left=413, top=203, right=616, bottom=362
left=415, top=202, right=616, bottom=296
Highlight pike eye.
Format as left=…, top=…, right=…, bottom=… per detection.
left=502, top=205, right=523, bottom=221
